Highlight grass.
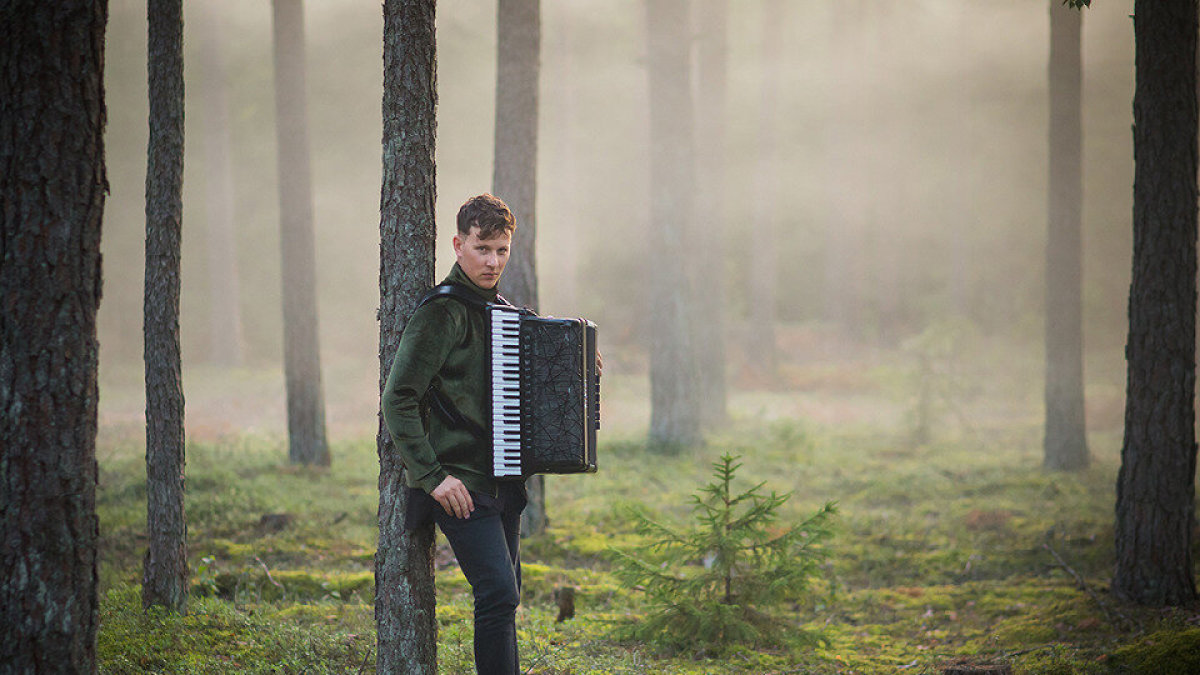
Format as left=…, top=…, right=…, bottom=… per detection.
left=94, top=338, right=1200, bottom=674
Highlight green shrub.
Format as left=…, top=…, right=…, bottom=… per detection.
left=611, top=453, right=836, bottom=656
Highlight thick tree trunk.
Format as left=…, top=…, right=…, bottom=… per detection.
left=376, top=1, right=438, bottom=671
left=694, top=0, right=729, bottom=427
left=646, top=0, right=701, bottom=449
left=0, top=2, right=107, bottom=671
left=493, top=0, right=547, bottom=537
left=1114, top=0, right=1199, bottom=607
left=272, top=0, right=329, bottom=466
left=143, top=0, right=189, bottom=613
left=1044, top=0, right=1089, bottom=472
left=197, top=0, right=245, bottom=367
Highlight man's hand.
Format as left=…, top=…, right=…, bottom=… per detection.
left=596, top=350, right=603, bottom=377
left=431, top=475, right=474, bottom=519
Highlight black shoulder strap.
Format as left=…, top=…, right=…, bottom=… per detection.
left=418, top=283, right=488, bottom=311
left=418, top=282, right=516, bottom=310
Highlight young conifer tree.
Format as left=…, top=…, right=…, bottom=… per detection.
left=613, top=454, right=836, bottom=654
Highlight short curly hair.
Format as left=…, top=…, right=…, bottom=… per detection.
left=456, top=193, right=516, bottom=238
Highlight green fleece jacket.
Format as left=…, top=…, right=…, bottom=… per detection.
left=382, top=263, right=500, bottom=497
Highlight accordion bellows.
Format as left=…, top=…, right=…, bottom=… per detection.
left=489, top=305, right=600, bottom=478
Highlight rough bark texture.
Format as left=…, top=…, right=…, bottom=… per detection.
left=1044, top=0, right=1089, bottom=472
left=748, top=0, right=782, bottom=377
left=0, top=1, right=107, bottom=671
left=272, top=0, right=329, bottom=466
left=376, top=1, right=438, bottom=671
left=143, top=0, right=189, bottom=613
left=646, top=0, right=701, bottom=449
left=197, top=0, right=245, bottom=367
left=694, top=0, right=729, bottom=427
left=493, top=0, right=547, bottom=538
left=1114, top=0, right=1199, bottom=607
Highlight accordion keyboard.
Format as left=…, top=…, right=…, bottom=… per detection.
left=490, top=306, right=523, bottom=476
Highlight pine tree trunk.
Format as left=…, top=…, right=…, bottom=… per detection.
left=545, top=9, right=580, bottom=309
left=495, top=0, right=540, bottom=315
left=0, top=2, right=107, bottom=670
left=694, top=0, right=729, bottom=427
left=824, top=1, right=864, bottom=333
left=646, top=0, right=701, bottom=449
left=1044, top=0, right=1088, bottom=472
left=143, top=0, right=189, bottom=613
left=377, top=1, right=438, bottom=671
left=272, top=0, right=329, bottom=466
left=748, top=0, right=783, bottom=378
left=1114, top=0, right=1199, bottom=607
left=493, top=0, right=547, bottom=537
left=198, top=0, right=245, bottom=367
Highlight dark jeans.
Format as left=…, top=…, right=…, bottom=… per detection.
left=434, top=481, right=526, bottom=675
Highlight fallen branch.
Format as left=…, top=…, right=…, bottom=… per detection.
left=1042, top=536, right=1137, bottom=632
left=254, top=556, right=285, bottom=601
left=355, top=646, right=373, bottom=675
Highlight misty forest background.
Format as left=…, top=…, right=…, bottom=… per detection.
left=100, top=0, right=1133, bottom=426
left=39, top=0, right=1200, bottom=672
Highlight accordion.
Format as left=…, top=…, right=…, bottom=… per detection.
left=488, top=304, right=600, bottom=479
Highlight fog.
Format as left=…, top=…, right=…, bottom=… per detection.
left=97, top=0, right=1136, bottom=442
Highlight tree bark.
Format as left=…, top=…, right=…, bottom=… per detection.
left=1114, top=0, right=1199, bottom=607
left=0, top=1, right=107, bottom=670
left=646, top=0, right=701, bottom=449
left=493, top=0, right=547, bottom=537
left=694, top=0, right=729, bottom=427
left=197, top=0, right=245, bottom=367
left=1044, top=0, right=1089, bottom=472
left=272, top=0, right=329, bottom=466
left=376, top=1, right=438, bottom=671
left=143, top=0, right=189, bottom=613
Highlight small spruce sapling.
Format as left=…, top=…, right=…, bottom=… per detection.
left=612, top=453, right=836, bottom=655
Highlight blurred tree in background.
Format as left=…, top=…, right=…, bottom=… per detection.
left=143, top=0, right=189, bottom=613
left=196, top=0, right=246, bottom=367
left=693, top=0, right=730, bottom=427
left=492, top=0, right=549, bottom=536
left=1044, top=0, right=1088, bottom=472
left=272, top=0, right=329, bottom=466
left=645, top=0, right=701, bottom=450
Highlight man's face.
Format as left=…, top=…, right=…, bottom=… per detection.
left=453, top=226, right=511, bottom=289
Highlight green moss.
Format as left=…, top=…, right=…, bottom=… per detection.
left=90, top=387, right=1152, bottom=673
left=203, top=538, right=255, bottom=559
left=98, top=585, right=371, bottom=674
left=1110, top=627, right=1200, bottom=674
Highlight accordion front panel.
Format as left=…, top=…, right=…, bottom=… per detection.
left=489, top=305, right=598, bottom=478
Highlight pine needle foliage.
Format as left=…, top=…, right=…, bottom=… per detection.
left=612, top=453, right=837, bottom=655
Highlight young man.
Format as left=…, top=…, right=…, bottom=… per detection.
left=382, top=193, right=525, bottom=675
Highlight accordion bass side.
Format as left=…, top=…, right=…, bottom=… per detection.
left=489, top=305, right=600, bottom=478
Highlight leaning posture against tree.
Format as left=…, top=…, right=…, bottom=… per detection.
left=382, top=195, right=528, bottom=675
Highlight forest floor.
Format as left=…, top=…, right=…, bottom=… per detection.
left=94, top=327, right=1200, bottom=674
